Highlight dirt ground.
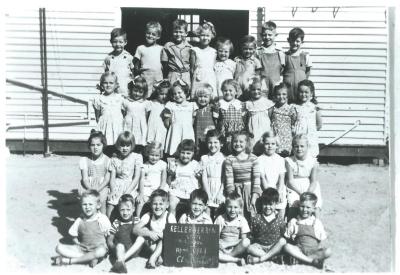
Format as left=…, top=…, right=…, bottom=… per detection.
left=5, top=154, right=393, bottom=273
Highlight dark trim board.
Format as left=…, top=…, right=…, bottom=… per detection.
left=6, top=139, right=388, bottom=160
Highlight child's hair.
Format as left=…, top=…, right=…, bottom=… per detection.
left=172, top=19, right=188, bottom=32
left=216, top=37, right=234, bottom=56
left=118, top=194, right=135, bottom=207
left=221, top=79, right=242, bottom=97
left=146, top=21, right=162, bottom=37
left=297, top=79, right=318, bottom=104
left=110, top=27, right=127, bottom=41
left=196, top=21, right=216, bottom=38
left=177, top=139, right=196, bottom=154
left=205, top=129, right=225, bottom=144
left=248, top=76, right=268, bottom=95
left=231, top=130, right=252, bottom=154
left=261, top=21, right=277, bottom=32
left=88, top=129, right=107, bottom=148
left=128, top=76, right=148, bottom=99
left=292, top=134, right=309, bottom=148
left=171, top=79, right=190, bottom=98
left=288, top=27, right=305, bottom=42
left=300, top=191, right=318, bottom=206
left=190, top=189, right=208, bottom=205
left=225, top=191, right=243, bottom=208
left=98, top=71, right=119, bottom=94
left=81, top=189, right=100, bottom=203
left=149, top=188, right=169, bottom=203
left=115, top=131, right=136, bottom=151
left=194, top=83, right=213, bottom=101
left=261, top=130, right=279, bottom=147
left=240, top=35, right=256, bottom=48
left=150, top=79, right=171, bottom=100
left=144, top=141, right=163, bottom=159
left=272, top=82, right=291, bottom=99
left=260, top=187, right=279, bottom=205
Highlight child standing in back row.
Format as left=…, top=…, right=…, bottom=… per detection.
left=214, top=37, right=237, bottom=99
left=255, top=21, right=285, bottom=99
left=283, top=27, right=312, bottom=103
left=190, top=21, right=217, bottom=98
left=134, top=21, right=163, bottom=98
left=103, top=28, right=134, bottom=97
left=161, top=19, right=192, bottom=85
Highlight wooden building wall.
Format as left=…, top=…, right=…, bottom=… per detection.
left=249, top=6, right=388, bottom=146
left=5, top=6, right=389, bottom=150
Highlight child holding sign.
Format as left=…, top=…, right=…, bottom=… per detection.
left=133, top=189, right=176, bottom=269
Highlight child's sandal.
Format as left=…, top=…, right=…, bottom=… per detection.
left=51, top=256, right=71, bottom=266
left=246, top=255, right=260, bottom=265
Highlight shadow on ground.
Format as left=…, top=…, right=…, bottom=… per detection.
left=47, top=189, right=80, bottom=244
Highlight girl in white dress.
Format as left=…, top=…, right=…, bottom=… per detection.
left=123, top=77, right=151, bottom=153
left=92, top=72, right=124, bottom=146
left=190, top=21, right=217, bottom=98
left=200, top=129, right=225, bottom=219
left=214, top=37, right=237, bottom=99
left=146, top=80, right=170, bottom=148
left=285, top=134, right=322, bottom=220
left=257, top=131, right=286, bottom=218
left=136, top=142, right=167, bottom=218
left=162, top=80, right=197, bottom=156
left=245, top=76, right=274, bottom=148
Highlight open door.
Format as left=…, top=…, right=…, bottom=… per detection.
left=121, top=8, right=249, bottom=57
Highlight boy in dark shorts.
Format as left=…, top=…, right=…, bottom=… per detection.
left=107, top=194, right=140, bottom=273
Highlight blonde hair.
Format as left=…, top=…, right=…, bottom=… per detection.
left=194, top=83, right=213, bottom=100
left=196, top=21, right=216, bottom=38
left=292, top=134, right=309, bottom=147
left=144, top=141, right=163, bottom=159
left=261, top=131, right=280, bottom=147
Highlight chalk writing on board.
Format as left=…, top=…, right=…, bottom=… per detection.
left=163, top=223, right=219, bottom=268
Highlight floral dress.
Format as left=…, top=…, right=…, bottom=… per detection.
left=92, top=93, right=124, bottom=146
left=108, top=153, right=143, bottom=205
left=270, top=103, right=296, bottom=155
left=293, top=102, right=319, bottom=157
left=214, top=59, right=236, bottom=99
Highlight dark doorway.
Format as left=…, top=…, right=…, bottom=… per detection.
left=121, top=8, right=249, bottom=57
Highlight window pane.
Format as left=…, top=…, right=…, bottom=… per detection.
left=192, top=15, right=199, bottom=23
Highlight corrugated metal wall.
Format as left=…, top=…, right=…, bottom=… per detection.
left=249, top=6, right=388, bottom=146
left=5, top=8, right=119, bottom=140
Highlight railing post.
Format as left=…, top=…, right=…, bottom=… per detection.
left=39, top=8, right=51, bottom=157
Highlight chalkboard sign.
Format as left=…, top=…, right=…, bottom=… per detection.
left=163, top=223, right=219, bottom=268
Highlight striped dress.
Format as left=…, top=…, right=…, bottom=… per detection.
left=224, top=154, right=261, bottom=218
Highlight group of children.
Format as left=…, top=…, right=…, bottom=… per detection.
left=51, top=18, right=331, bottom=272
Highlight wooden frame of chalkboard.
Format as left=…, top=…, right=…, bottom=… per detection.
left=163, top=223, right=219, bottom=268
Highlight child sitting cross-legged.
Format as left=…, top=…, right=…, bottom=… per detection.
left=132, top=189, right=176, bottom=269
left=51, top=190, right=111, bottom=267
left=283, top=192, right=332, bottom=269
left=178, top=189, right=213, bottom=224
left=107, top=194, right=141, bottom=273
left=246, top=188, right=286, bottom=264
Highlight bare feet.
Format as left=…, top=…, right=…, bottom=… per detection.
left=246, top=255, right=260, bottom=265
